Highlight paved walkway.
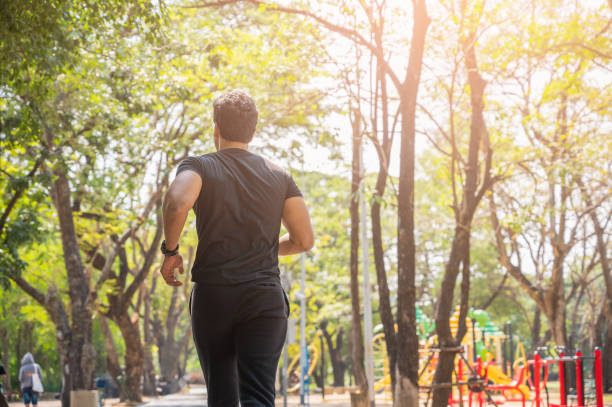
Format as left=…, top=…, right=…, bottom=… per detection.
left=138, top=386, right=388, bottom=407
left=139, top=386, right=206, bottom=406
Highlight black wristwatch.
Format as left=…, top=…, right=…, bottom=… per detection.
left=160, top=240, right=179, bottom=256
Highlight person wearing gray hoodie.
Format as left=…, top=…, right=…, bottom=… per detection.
left=18, top=353, right=43, bottom=407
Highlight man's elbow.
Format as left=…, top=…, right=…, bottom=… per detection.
left=305, top=238, right=315, bottom=252
left=299, top=234, right=315, bottom=252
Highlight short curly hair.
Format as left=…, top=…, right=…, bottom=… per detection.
left=213, top=90, right=258, bottom=143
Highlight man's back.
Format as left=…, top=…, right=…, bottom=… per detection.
left=177, top=148, right=301, bottom=285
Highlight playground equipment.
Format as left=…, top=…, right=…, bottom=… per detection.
left=483, top=362, right=531, bottom=404
left=371, top=306, right=518, bottom=402
left=286, top=339, right=321, bottom=393
left=414, top=307, right=606, bottom=407
left=373, top=332, right=392, bottom=397
left=554, top=348, right=604, bottom=407
left=469, top=355, right=536, bottom=407
left=291, top=306, right=606, bottom=407
left=467, top=348, right=604, bottom=407
left=372, top=308, right=437, bottom=398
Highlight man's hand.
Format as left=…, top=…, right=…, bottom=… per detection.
left=160, top=254, right=184, bottom=286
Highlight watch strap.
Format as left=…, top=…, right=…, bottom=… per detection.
left=161, top=240, right=179, bottom=256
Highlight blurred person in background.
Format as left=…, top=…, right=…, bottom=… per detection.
left=18, top=353, right=43, bottom=407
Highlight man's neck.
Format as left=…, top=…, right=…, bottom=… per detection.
left=218, top=138, right=248, bottom=151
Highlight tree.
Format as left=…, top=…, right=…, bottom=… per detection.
left=0, top=2, right=163, bottom=404
left=486, top=0, right=611, bottom=348
left=577, top=168, right=612, bottom=388
left=416, top=1, right=495, bottom=405
left=320, top=321, right=347, bottom=387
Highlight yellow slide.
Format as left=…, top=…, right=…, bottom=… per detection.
left=374, top=374, right=391, bottom=393
left=486, top=363, right=530, bottom=400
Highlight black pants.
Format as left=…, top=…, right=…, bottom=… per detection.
left=190, top=280, right=289, bottom=407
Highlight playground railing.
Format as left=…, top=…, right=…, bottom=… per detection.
left=539, top=347, right=603, bottom=407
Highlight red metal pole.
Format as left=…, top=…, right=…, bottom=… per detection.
left=458, top=354, right=464, bottom=405
left=558, top=351, right=566, bottom=407
left=478, top=356, right=484, bottom=407
left=575, top=350, right=584, bottom=407
left=534, top=352, right=541, bottom=407
left=594, top=348, right=604, bottom=407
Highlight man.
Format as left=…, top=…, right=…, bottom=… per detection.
left=160, top=90, right=313, bottom=407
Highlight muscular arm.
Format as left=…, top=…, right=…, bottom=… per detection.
left=160, top=170, right=202, bottom=286
left=279, top=196, right=314, bottom=256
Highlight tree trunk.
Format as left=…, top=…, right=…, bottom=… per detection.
left=142, top=286, right=157, bottom=396
left=114, top=315, right=143, bottom=402
left=321, top=323, right=346, bottom=387
left=432, top=229, right=470, bottom=407
left=99, top=317, right=123, bottom=394
left=543, top=280, right=567, bottom=348
left=569, top=284, right=587, bottom=351
left=57, top=335, right=72, bottom=407
left=0, top=323, right=10, bottom=394
left=549, top=309, right=567, bottom=348
left=178, top=327, right=192, bottom=379
left=51, top=170, right=96, bottom=392
left=578, top=178, right=611, bottom=390
left=97, top=213, right=162, bottom=402
left=153, top=285, right=186, bottom=394
left=603, top=317, right=612, bottom=392
left=432, top=20, right=492, bottom=407
left=370, top=27, right=397, bottom=399
left=532, top=307, right=542, bottom=349
left=349, top=106, right=369, bottom=403
left=371, top=162, right=397, bottom=395
left=100, top=311, right=144, bottom=402
left=312, top=371, right=323, bottom=389
left=157, top=333, right=181, bottom=393
left=395, top=2, right=429, bottom=406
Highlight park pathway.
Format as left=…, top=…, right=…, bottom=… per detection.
left=138, top=385, right=389, bottom=407
left=138, top=386, right=206, bottom=407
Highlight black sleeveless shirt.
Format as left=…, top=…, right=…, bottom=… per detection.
left=176, top=148, right=302, bottom=285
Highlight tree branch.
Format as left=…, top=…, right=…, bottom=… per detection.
left=544, top=42, right=612, bottom=60
left=479, top=272, right=508, bottom=310
left=489, top=193, right=543, bottom=308
left=186, top=0, right=403, bottom=89
left=122, top=207, right=163, bottom=308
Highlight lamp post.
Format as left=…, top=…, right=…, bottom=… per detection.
left=299, top=253, right=307, bottom=406
left=360, top=140, right=375, bottom=407
left=281, top=266, right=291, bottom=407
